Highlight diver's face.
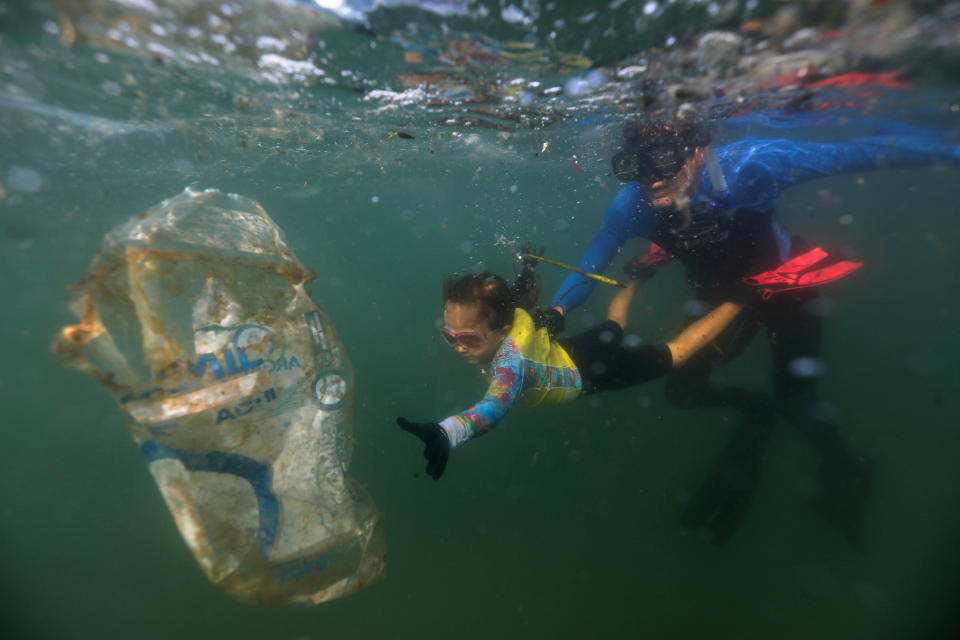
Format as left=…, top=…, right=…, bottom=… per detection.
left=441, top=301, right=509, bottom=365
left=645, top=148, right=706, bottom=208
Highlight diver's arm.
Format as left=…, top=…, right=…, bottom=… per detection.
left=665, top=302, right=744, bottom=367
left=729, top=136, right=960, bottom=207
left=438, top=341, right=524, bottom=447
left=549, top=183, right=652, bottom=314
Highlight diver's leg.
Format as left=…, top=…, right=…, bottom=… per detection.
left=663, top=307, right=777, bottom=544
left=667, top=354, right=776, bottom=545
left=765, top=291, right=874, bottom=540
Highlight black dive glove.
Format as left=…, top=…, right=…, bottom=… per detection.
left=532, top=307, right=565, bottom=337
left=397, top=417, right=450, bottom=480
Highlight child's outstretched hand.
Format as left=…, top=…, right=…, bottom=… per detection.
left=397, top=417, right=450, bottom=480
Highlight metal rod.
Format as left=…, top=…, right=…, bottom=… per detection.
left=522, top=253, right=626, bottom=288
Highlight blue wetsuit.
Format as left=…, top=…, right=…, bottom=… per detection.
left=551, top=135, right=959, bottom=311
left=548, top=132, right=959, bottom=543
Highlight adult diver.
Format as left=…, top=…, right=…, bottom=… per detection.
left=539, top=117, right=959, bottom=543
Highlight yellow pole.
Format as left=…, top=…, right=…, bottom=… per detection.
left=522, top=253, right=626, bottom=288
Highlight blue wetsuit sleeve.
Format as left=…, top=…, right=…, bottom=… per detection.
left=550, top=183, right=653, bottom=312
left=438, top=339, right=524, bottom=448
left=727, top=136, right=960, bottom=211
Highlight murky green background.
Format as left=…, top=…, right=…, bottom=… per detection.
left=3, top=1, right=960, bottom=639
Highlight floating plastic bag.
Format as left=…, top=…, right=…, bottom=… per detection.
left=52, top=187, right=386, bottom=605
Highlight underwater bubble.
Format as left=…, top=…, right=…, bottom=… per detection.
left=789, top=357, right=826, bottom=377
left=101, top=80, right=122, bottom=96
left=5, top=166, right=43, bottom=193
left=371, top=195, right=380, bottom=204
left=682, top=299, right=710, bottom=316
left=839, top=214, right=854, bottom=225
left=599, top=330, right=616, bottom=344
left=586, top=69, right=607, bottom=87
left=623, top=334, right=642, bottom=347
left=501, top=5, right=531, bottom=25
left=565, top=77, right=591, bottom=96
left=510, top=184, right=518, bottom=193
left=643, top=1, right=658, bottom=15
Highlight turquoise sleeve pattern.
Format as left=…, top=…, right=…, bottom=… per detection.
left=439, top=338, right=524, bottom=448
left=722, top=136, right=960, bottom=211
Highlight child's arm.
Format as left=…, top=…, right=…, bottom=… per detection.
left=397, top=339, right=525, bottom=480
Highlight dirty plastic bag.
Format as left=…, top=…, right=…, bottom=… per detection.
left=52, top=187, right=386, bottom=605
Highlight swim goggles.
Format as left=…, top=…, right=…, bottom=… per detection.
left=439, top=326, right=489, bottom=351
left=612, top=125, right=704, bottom=184
left=612, top=140, right=688, bottom=184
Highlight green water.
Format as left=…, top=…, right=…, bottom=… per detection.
left=3, top=1, right=960, bottom=638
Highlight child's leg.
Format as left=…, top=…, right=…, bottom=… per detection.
left=666, top=302, right=744, bottom=366
left=606, top=281, right=742, bottom=367
left=570, top=295, right=745, bottom=393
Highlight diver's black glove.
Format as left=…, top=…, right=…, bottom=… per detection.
left=532, top=307, right=565, bottom=337
left=397, top=417, right=450, bottom=480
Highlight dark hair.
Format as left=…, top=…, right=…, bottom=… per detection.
left=442, top=272, right=515, bottom=332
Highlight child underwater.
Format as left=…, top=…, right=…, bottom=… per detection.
left=397, top=264, right=743, bottom=480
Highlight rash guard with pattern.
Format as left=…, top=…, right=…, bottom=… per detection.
left=439, top=308, right=581, bottom=448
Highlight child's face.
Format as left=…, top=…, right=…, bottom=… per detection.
left=441, top=301, right=509, bottom=365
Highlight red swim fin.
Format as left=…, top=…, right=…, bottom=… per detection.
left=795, top=260, right=863, bottom=288
left=743, top=248, right=862, bottom=300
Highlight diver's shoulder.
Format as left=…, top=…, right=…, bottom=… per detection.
left=718, top=138, right=802, bottom=172
left=718, top=137, right=797, bottom=155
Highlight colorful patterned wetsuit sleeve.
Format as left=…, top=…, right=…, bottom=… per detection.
left=438, top=339, right=524, bottom=448
left=550, top=182, right=655, bottom=313
left=725, top=136, right=960, bottom=211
